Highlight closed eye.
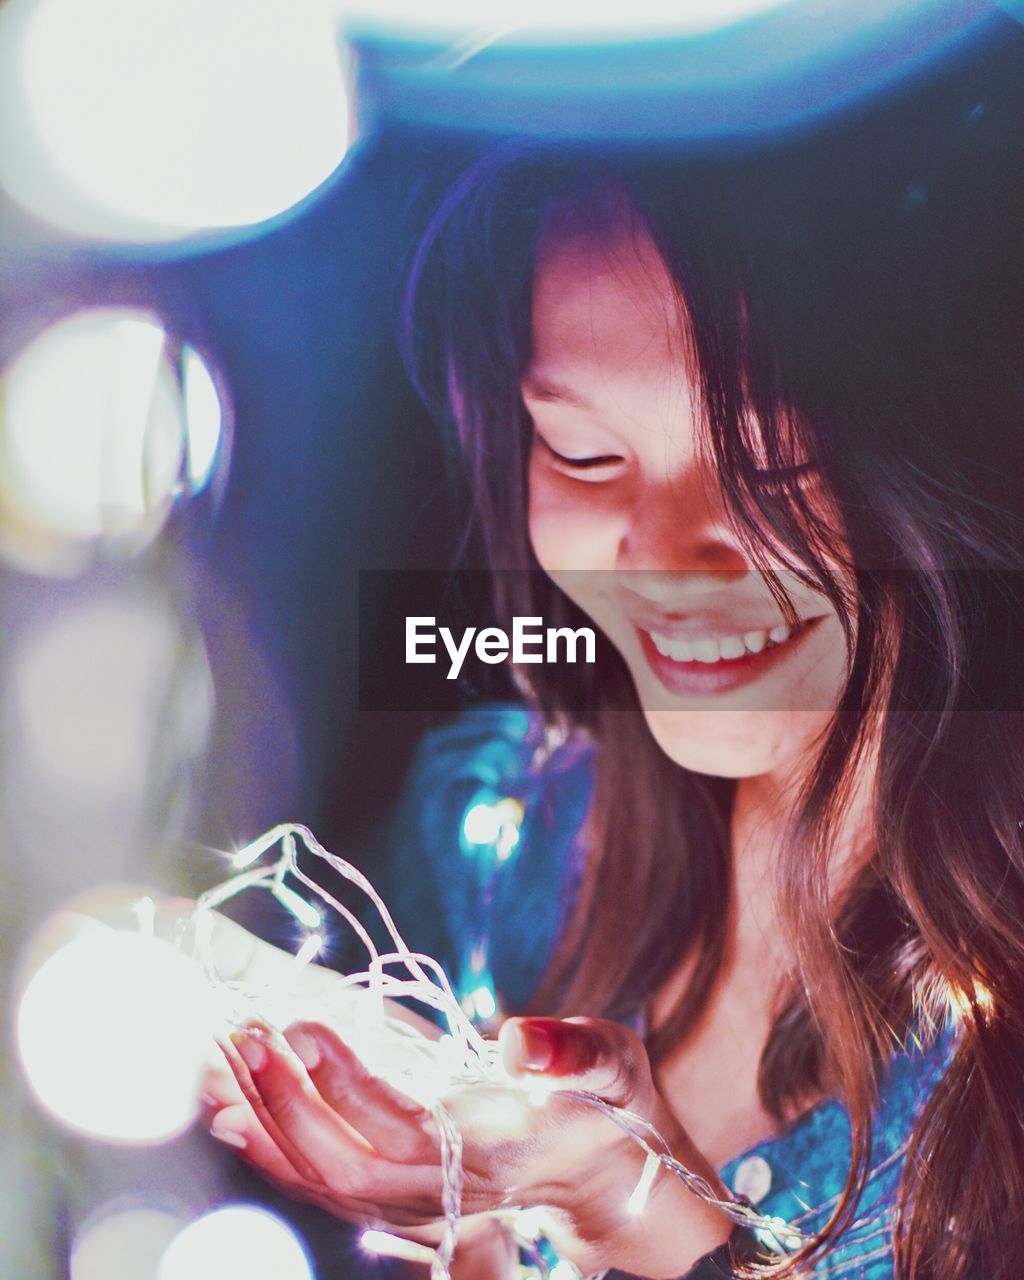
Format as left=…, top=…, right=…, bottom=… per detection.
left=539, top=438, right=624, bottom=472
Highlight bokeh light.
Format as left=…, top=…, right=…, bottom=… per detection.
left=156, top=1206, right=314, bottom=1280
left=462, top=800, right=502, bottom=846
left=8, top=592, right=214, bottom=804
left=15, top=918, right=217, bottom=1143
left=0, top=310, right=227, bottom=575
left=0, top=0, right=349, bottom=239
left=461, top=796, right=523, bottom=859
left=71, top=1206, right=185, bottom=1280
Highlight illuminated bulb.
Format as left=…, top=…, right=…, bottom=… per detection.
left=156, top=1206, right=312, bottom=1280
left=272, top=884, right=323, bottom=930
left=133, top=895, right=156, bottom=938
left=292, top=933, right=323, bottom=969
left=16, top=926, right=215, bottom=1142
left=495, top=797, right=524, bottom=861
left=626, top=1152, right=660, bottom=1216
left=232, top=828, right=288, bottom=870
left=0, top=0, right=348, bottom=239
left=496, top=824, right=521, bottom=861
left=525, top=1076, right=557, bottom=1107
left=510, top=1207, right=555, bottom=1243
left=463, top=983, right=497, bottom=1022
left=360, top=1229, right=438, bottom=1266
left=463, top=801, right=502, bottom=846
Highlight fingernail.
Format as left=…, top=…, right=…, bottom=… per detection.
left=516, top=1021, right=554, bottom=1071
left=231, top=1030, right=268, bottom=1074
left=210, top=1114, right=247, bottom=1149
left=286, top=1028, right=321, bottom=1071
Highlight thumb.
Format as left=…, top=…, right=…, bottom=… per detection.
left=499, top=1016, right=649, bottom=1106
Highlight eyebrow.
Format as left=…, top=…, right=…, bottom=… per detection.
left=521, top=375, right=596, bottom=412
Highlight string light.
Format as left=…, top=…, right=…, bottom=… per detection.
left=626, top=1152, right=661, bottom=1217
left=169, top=824, right=803, bottom=1276
left=360, top=1230, right=439, bottom=1266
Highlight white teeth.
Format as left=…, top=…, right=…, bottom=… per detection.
left=690, top=638, right=720, bottom=664
left=648, top=621, right=802, bottom=665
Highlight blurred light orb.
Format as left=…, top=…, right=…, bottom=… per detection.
left=0, top=0, right=348, bottom=238
left=157, top=1206, right=313, bottom=1280
left=16, top=924, right=216, bottom=1143
left=10, top=593, right=214, bottom=799
left=0, top=310, right=226, bottom=575
left=462, top=800, right=502, bottom=846
left=71, top=1206, right=184, bottom=1280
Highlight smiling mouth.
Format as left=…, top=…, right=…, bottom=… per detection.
left=643, top=617, right=817, bottom=665
left=635, top=615, right=826, bottom=695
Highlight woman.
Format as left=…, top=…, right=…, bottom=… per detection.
left=204, top=26, right=1024, bottom=1279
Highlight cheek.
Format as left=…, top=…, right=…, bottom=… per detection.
left=527, top=458, right=621, bottom=573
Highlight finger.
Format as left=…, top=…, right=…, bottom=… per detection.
left=224, top=1023, right=443, bottom=1207
left=218, top=1025, right=343, bottom=1183
left=209, top=1101, right=296, bottom=1177
left=284, top=1022, right=439, bottom=1164
left=199, top=1062, right=244, bottom=1110
left=207, top=1103, right=394, bottom=1223
left=498, top=1016, right=650, bottom=1106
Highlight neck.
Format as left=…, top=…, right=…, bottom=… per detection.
left=729, top=738, right=879, bottom=964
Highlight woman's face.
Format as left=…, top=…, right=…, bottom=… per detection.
left=523, top=224, right=851, bottom=782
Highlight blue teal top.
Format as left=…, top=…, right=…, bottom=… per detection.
left=380, top=702, right=958, bottom=1280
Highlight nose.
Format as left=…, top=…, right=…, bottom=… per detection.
left=615, top=464, right=751, bottom=592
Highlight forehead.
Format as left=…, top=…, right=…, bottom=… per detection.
left=529, top=222, right=693, bottom=390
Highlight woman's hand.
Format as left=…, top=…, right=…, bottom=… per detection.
left=206, top=1014, right=734, bottom=1279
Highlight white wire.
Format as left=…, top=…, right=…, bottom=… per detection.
left=186, top=824, right=802, bottom=1275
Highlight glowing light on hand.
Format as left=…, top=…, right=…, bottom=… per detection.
left=626, top=1152, right=661, bottom=1216
left=361, top=1229, right=439, bottom=1266
left=18, top=823, right=800, bottom=1277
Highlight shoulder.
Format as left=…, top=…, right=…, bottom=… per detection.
left=382, top=701, right=596, bottom=1011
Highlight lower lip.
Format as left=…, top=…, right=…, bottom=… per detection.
left=636, top=618, right=825, bottom=698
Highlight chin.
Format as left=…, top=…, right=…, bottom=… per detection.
left=641, top=706, right=826, bottom=780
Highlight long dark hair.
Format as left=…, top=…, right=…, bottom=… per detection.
left=400, top=25, right=1024, bottom=1280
